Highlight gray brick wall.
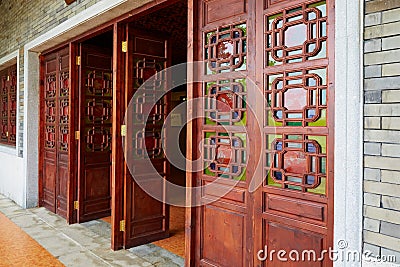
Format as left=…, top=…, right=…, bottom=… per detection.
left=0, top=0, right=101, bottom=156
left=364, top=0, right=400, bottom=262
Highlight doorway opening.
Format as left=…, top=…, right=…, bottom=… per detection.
left=124, top=0, right=188, bottom=258
left=75, top=29, right=113, bottom=224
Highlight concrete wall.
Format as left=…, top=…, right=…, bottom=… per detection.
left=363, top=0, right=400, bottom=264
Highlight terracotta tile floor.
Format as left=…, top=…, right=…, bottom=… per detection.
left=153, top=206, right=185, bottom=258
left=0, top=212, right=64, bottom=267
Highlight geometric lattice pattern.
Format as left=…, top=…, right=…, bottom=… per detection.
left=202, top=21, right=248, bottom=181
left=265, top=1, right=327, bottom=65
left=204, top=22, right=247, bottom=74
left=265, top=67, right=327, bottom=127
left=266, top=134, right=326, bottom=195
left=84, top=70, right=112, bottom=152
left=203, top=132, right=246, bottom=180
left=133, top=129, right=163, bottom=159
left=0, top=65, right=17, bottom=146
left=132, top=57, right=166, bottom=125
left=205, top=79, right=247, bottom=126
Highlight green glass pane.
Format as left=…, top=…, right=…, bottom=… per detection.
left=267, top=110, right=283, bottom=126
left=234, top=133, right=246, bottom=146
left=267, top=172, right=281, bottom=187
left=308, top=109, right=326, bottom=127
left=234, top=167, right=246, bottom=181
left=234, top=111, right=247, bottom=126
left=288, top=122, right=302, bottom=126
left=268, top=134, right=282, bottom=149
left=204, top=165, right=214, bottom=176
left=287, top=135, right=301, bottom=140
left=321, top=157, right=326, bottom=174
left=308, top=135, right=326, bottom=153
left=205, top=117, right=217, bottom=125
left=287, top=185, right=302, bottom=191
left=307, top=177, right=326, bottom=195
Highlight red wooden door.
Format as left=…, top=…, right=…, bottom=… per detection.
left=193, top=1, right=253, bottom=266
left=77, top=44, right=113, bottom=222
left=123, top=28, right=170, bottom=248
left=192, top=0, right=334, bottom=266
left=40, top=47, right=71, bottom=219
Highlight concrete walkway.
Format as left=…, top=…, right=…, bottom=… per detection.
left=0, top=194, right=184, bottom=267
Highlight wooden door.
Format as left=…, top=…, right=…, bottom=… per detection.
left=123, top=29, right=170, bottom=248
left=193, top=1, right=253, bottom=266
left=39, top=47, right=72, bottom=220
left=255, top=0, right=334, bottom=266
left=192, top=0, right=335, bottom=266
left=76, top=44, right=113, bottom=222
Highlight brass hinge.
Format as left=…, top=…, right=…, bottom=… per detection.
left=120, top=220, right=126, bottom=232
left=6, top=131, right=8, bottom=137
left=74, top=201, right=79, bottom=210
left=7, top=76, right=10, bottom=81
left=75, top=131, right=80, bottom=140
left=122, top=41, right=127, bottom=53
left=121, top=125, right=127, bottom=137
left=76, top=56, right=81, bottom=66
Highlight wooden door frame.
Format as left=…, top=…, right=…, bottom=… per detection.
left=184, top=0, right=197, bottom=265
left=67, top=42, right=79, bottom=224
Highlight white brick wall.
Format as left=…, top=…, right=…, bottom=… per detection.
left=364, top=1, right=400, bottom=263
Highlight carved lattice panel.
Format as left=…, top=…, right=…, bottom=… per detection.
left=85, top=126, right=111, bottom=152
left=84, top=69, right=112, bottom=153
left=132, top=57, right=166, bottom=125
left=44, top=73, right=57, bottom=150
left=265, top=1, right=327, bottom=66
left=85, top=71, right=112, bottom=97
left=203, top=132, right=247, bottom=181
left=0, top=76, right=7, bottom=143
left=205, top=79, right=247, bottom=126
left=204, top=22, right=247, bottom=74
left=59, top=126, right=69, bottom=152
left=60, top=72, right=69, bottom=97
left=265, top=67, right=327, bottom=127
left=133, top=128, right=163, bottom=159
left=0, top=67, right=17, bottom=145
left=265, top=134, right=327, bottom=195
left=85, top=99, right=112, bottom=124
left=45, top=126, right=56, bottom=149
left=46, top=75, right=57, bottom=98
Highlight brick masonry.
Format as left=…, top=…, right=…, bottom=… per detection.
left=0, top=0, right=101, bottom=156
left=364, top=0, right=400, bottom=262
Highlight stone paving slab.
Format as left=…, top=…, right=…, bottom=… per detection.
left=0, top=194, right=184, bottom=267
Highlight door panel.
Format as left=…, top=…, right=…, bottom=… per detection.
left=257, top=0, right=334, bottom=266
left=195, top=1, right=251, bottom=266
left=40, top=47, right=71, bottom=219
left=77, top=44, right=113, bottom=222
left=123, top=29, right=170, bottom=248
left=193, top=0, right=335, bottom=266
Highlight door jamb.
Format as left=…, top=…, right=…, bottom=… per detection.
left=185, top=0, right=197, bottom=265
left=111, top=22, right=126, bottom=251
